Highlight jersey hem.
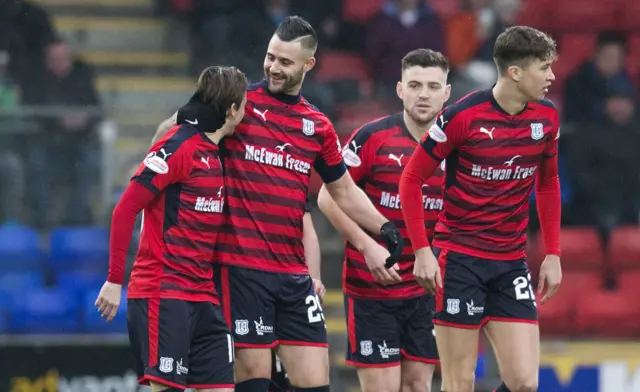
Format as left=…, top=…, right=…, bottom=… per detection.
left=433, top=240, right=526, bottom=261
left=343, top=288, right=427, bottom=301
left=218, top=260, right=309, bottom=275
left=126, top=291, right=220, bottom=304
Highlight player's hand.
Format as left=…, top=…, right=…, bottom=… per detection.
left=95, top=281, right=122, bottom=322
left=413, top=247, right=441, bottom=295
left=362, top=238, right=403, bottom=285
left=380, top=221, right=405, bottom=269
left=537, top=255, right=562, bottom=305
left=312, top=278, right=326, bottom=301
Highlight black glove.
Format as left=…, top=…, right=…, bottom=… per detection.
left=380, top=221, right=404, bottom=268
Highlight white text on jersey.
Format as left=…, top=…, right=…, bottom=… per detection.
left=380, top=192, right=443, bottom=211
left=245, top=144, right=311, bottom=175
left=195, top=197, right=224, bottom=213
left=470, top=164, right=537, bottom=181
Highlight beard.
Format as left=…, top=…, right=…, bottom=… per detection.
left=266, top=67, right=305, bottom=95
left=406, top=107, right=437, bottom=128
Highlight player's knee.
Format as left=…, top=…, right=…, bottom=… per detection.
left=445, top=372, right=475, bottom=392
left=234, top=349, right=272, bottom=380
left=400, top=377, right=431, bottom=392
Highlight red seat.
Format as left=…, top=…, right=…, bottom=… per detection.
left=538, top=285, right=573, bottom=337
left=315, top=51, right=370, bottom=83
left=547, top=0, right=617, bottom=32
left=343, top=0, right=384, bottom=22
left=553, top=34, right=596, bottom=88
left=574, top=287, right=640, bottom=337
left=608, top=226, right=640, bottom=271
left=526, top=237, right=544, bottom=279
left=536, top=227, right=604, bottom=270
left=428, top=0, right=460, bottom=21
left=539, top=271, right=602, bottom=337
left=616, top=270, right=640, bottom=295
left=515, top=0, right=552, bottom=31
left=618, top=0, right=640, bottom=30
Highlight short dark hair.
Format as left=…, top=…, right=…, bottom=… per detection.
left=597, top=30, right=627, bottom=51
left=196, top=66, right=248, bottom=114
left=274, top=16, right=318, bottom=53
left=493, top=26, right=557, bottom=74
left=402, top=49, right=449, bottom=73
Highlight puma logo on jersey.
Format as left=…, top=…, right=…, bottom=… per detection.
left=388, top=153, right=403, bottom=166
left=201, top=157, right=210, bottom=169
left=480, top=127, right=495, bottom=140
left=253, top=108, right=268, bottom=121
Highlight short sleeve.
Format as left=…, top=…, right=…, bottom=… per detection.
left=313, top=120, right=347, bottom=183
left=341, top=125, right=378, bottom=184
left=133, top=127, right=193, bottom=194
left=420, top=107, right=468, bottom=161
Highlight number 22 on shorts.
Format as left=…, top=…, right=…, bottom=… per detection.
left=305, top=294, right=325, bottom=323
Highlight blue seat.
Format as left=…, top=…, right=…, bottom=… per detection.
left=10, top=287, right=81, bottom=333
left=0, top=291, right=12, bottom=333
left=49, top=227, right=109, bottom=270
left=0, top=271, right=43, bottom=298
left=57, top=270, right=104, bottom=294
left=0, top=226, right=43, bottom=267
left=83, top=287, right=127, bottom=333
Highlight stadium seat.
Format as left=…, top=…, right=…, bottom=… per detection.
left=515, top=0, right=552, bottom=31
left=574, top=287, right=640, bottom=337
left=553, top=34, right=597, bottom=88
left=315, top=51, right=370, bottom=83
left=428, top=0, right=460, bottom=20
left=537, top=227, right=604, bottom=270
left=538, top=271, right=602, bottom=336
left=83, top=287, right=127, bottom=333
left=547, top=0, right=617, bottom=32
left=49, top=227, right=109, bottom=270
left=0, top=271, right=43, bottom=296
left=343, top=0, right=384, bottom=22
left=0, top=225, right=43, bottom=267
left=10, top=287, right=81, bottom=333
left=618, top=0, right=640, bottom=30
left=617, top=270, right=640, bottom=296
left=57, top=270, right=104, bottom=294
left=608, top=226, right=640, bottom=272
left=627, top=35, right=640, bottom=84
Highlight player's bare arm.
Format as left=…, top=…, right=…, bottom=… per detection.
left=318, top=185, right=401, bottom=285
left=153, top=111, right=178, bottom=144
left=324, top=172, right=404, bottom=266
left=303, top=211, right=326, bottom=299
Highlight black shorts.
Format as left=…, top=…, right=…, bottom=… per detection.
left=127, top=298, right=234, bottom=390
left=345, top=294, right=439, bottom=367
left=214, top=265, right=328, bottom=348
left=434, top=248, right=538, bottom=328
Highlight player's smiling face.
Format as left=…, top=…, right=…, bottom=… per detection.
left=519, top=58, right=555, bottom=101
left=397, top=66, right=451, bottom=126
left=264, top=35, right=315, bottom=95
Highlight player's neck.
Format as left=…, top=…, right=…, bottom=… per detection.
left=492, top=81, right=529, bottom=116
left=205, top=131, right=223, bottom=145
left=403, top=110, right=432, bottom=142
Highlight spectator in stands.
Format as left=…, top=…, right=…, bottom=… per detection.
left=21, top=39, right=102, bottom=228
left=566, top=82, right=640, bottom=243
left=0, top=50, right=25, bottom=225
left=446, top=0, right=522, bottom=101
left=365, top=0, right=446, bottom=99
left=563, top=31, right=635, bottom=125
left=0, top=0, right=57, bottom=86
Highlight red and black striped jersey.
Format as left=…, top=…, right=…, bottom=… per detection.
left=342, top=113, right=444, bottom=299
left=128, top=125, right=225, bottom=303
left=420, top=89, right=560, bottom=260
left=217, top=80, right=346, bottom=274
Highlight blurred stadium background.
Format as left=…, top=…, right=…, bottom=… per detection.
left=1, top=0, right=640, bottom=391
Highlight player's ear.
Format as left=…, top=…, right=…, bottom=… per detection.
left=304, top=56, right=316, bottom=73
left=396, top=81, right=403, bottom=100
left=226, top=103, right=238, bottom=119
left=444, top=84, right=452, bottom=103
left=508, top=65, right=522, bottom=82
